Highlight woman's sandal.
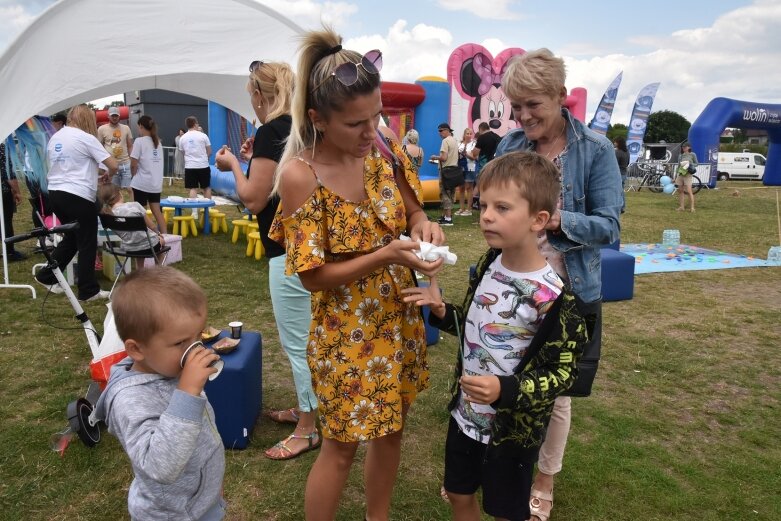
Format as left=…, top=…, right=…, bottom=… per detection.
left=529, top=488, right=553, bottom=521
left=440, top=485, right=450, bottom=503
left=263, top=431, right=321, bottom=460
left=265, top=407, right=300, bottom=425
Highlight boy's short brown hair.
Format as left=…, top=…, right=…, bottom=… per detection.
left=112, top=266, right=207, bottom=344
left=478, top=152, right=560, bottom=214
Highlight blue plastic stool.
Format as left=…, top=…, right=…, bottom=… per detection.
left=600, top=248, right=635, bottom=301
left=205, top=331, right=262, bottom=449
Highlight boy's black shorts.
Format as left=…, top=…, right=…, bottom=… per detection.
left=184, top=167, right=211, bottom=189
left=444, top=416, right=533, bottom=521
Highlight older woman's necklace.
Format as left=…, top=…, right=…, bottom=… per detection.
left=540, top=121, right=566, bottom=159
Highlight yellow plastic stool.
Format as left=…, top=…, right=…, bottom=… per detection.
left=231, top=219, right=250, bottom=243
left=209, top=211, right=228, bottom=234
left=172, top=215, right=198, bottom=238
left=146, top=209, right=153, bottom=217
left=247, top=221, right=260, bottom=236
left=162, top=207, right=175, bottom=223
left=246, top=231, right=265, bottom=260
left=242, top=214, right=257, bottom=221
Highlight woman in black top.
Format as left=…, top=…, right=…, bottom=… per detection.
left=216, top=61, right=319, bottom=460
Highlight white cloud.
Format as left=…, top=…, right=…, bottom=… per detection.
left=0, top=5, right=37, bottom=50
left=436, top=0, right=521, bottom=20
left=345, top=19, right=453, bottom=81
left=566, top=0, right=781, bottom=125
left=256, top=0, right=358, bottom=28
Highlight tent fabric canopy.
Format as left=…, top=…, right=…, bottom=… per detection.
left=0, top=0, right=304, bottom=141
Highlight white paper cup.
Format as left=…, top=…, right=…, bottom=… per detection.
left=180, top=341, right=223, bottom=381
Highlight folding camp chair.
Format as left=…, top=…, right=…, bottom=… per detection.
left=98, top=214, right=171, bottom=296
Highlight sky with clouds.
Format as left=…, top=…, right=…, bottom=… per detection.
left=1, top=0, right=779, bottom=125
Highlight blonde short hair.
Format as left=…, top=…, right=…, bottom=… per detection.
left=249, top=61, right=295, bottom=122
left=405, top=129, right=419, bottom=144
left=502, top=48, right=566, bottom=100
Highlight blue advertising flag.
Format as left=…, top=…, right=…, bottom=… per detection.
left=588, top=72, right=623, bottom=135
left=626, top=82, right=661, bottom=164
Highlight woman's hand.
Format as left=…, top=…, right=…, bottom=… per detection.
left=239, top=137, right=255, bottom=162
left=545, top=209, right=562, bottom=232
left=409, top=219, right=446, bottom=246
left=215, top=145, right=238, bottom=172
left=460, top=375, right=501, bottom=405
left=383, top=239, right=444, bottom=278
left=401, top=276, right=445, bottom=318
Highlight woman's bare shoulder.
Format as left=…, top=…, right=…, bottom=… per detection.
left=278, top=157, right=319, bottom=215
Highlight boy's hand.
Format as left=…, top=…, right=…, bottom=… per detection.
left=401, top=276, right=445, bottom=318
left=460, top=375, right=501, bottom=405
left=178, top=344, right=220, bottom=396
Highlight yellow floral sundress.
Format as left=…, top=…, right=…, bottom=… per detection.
left=269, top=144, right=429, bottom=442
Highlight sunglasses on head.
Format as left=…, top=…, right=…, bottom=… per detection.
left=311, top=49, right=382, bottom=92
left=249, top=60, right=265, bottom=73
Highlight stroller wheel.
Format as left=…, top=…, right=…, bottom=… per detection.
left=67, top=398, right=101, bottom=447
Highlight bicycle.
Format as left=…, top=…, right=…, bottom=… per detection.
left=4, top=219, right=125, bottom=451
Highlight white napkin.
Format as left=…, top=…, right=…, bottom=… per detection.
left=399, top=235, right=457, bottom=265
left=166, top=195, right=184, bottom=202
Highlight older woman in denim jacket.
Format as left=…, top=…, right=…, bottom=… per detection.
left=494, top=48, right=622, bottom=521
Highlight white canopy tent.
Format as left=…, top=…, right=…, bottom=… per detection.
left=0, top=0, right=304, bottom=295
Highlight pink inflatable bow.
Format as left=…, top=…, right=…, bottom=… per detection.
left=473, top=53, right=503, bottom=96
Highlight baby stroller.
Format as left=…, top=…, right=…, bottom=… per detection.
left=4, top=219, right=126, bottom=451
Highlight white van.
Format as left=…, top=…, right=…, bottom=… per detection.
left=716, top=152, right=766, bottom=181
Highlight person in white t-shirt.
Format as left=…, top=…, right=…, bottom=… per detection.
left=35, top=104, right=118, bottom=302
left=178, top=116, right=212, bottom=200
left=130, top=115, right=166, bottom=233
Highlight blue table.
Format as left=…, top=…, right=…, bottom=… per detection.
left=160, top=198, right=217, bottom=235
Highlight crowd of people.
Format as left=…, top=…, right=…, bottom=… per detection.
left=2, top=26, right=631, bottom=521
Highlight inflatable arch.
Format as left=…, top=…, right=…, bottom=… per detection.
left=689, top=98, right=781, bottom=187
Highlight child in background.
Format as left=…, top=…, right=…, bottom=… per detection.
left=94, top=267, right=226, bottom=521
left=402, top=152, right=589, bottom=521
left=98, top=183, right=165, bottom=269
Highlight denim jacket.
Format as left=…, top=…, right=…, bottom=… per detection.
left=495, top=109, right=622, bottom=303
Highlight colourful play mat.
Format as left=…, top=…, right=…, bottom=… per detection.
left=621, top=243, right=777, bottom=274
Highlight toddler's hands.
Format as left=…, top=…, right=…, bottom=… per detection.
left=401, top=276, right=445, bottom=318
left=215, top=145, right=238, bottom=172
left=178, top=344, right=220, bottom=396
left=460, top=375, right=501, bottom=405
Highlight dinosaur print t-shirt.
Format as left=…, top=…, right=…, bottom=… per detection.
left=453, top=255, right=562, bottom=444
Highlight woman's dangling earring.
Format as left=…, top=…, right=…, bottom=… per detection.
left=311, top=121, right=318, bottom=158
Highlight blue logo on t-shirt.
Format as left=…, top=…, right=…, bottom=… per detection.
left=152, top=149, right=158, bottom=157
left=54, top=143, right=63, bottom=152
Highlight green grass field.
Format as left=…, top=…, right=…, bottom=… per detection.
left=0, top=181, right=779, bottom=520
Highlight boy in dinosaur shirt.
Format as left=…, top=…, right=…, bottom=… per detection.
left=402, top=152, right=589, bottom=521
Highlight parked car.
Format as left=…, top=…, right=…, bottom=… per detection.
left=717, top=152, right=766, bottom=180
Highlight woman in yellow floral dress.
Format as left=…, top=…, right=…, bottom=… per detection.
left=270, top=28, right=446, bottom=521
